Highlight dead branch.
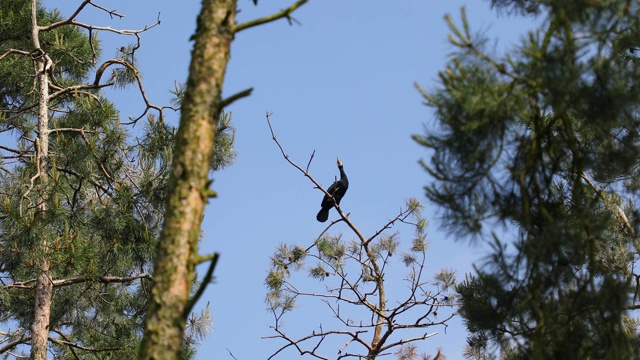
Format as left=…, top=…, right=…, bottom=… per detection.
left=265, top=113, right=457, bottom=359
left=4, top=274, right=153, bottom=290
left=265, top=112, right=365, bottom=241
left=221, top=87, right=254, bottom=108
left=183, top=253, right=220, bottom=318
left=48, top=336, right=120, bottom=353
left=235, top=0, right=308, bottom=33
left=0, top=335, right=31, bottom=355
left=92, top=59, right=178, bottom=123
left=0, top=48, right=31, bottom=62
left=0, top=144, right=26, bottom=155
left=87, top=1, right=125, bottom=19
left=40, top=2, right=159, bottom=35
left=265, top=325, right=370, bottom=360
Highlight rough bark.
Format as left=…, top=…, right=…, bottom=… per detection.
left=29, top=1, right=54, bottom=359
left=139, top=1, right=236, bottom=359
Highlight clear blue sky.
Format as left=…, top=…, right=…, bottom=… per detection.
left=48, top=1, right=535, bottom=359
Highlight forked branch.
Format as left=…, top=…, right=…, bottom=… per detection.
left=235, top=0, right=309, bottom=33
left=264, top=113, right=457, bottom=359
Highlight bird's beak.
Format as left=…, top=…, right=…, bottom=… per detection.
left=337, top=157, right=342, bottom=167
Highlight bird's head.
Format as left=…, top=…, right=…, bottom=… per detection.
left=337, top=158, right=343, bottom=167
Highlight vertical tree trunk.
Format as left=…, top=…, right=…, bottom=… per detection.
left=29, top=1, right=53, bottom=359
left=140, top=1, right=236, bottom=359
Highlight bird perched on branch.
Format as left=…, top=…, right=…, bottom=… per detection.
left=316, top=158, right=349, bottom=222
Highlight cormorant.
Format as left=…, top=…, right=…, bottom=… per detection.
left=316, top=158, right=349, bottom=222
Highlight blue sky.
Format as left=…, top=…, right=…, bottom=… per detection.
left=47, top=1, right=536, bottom=359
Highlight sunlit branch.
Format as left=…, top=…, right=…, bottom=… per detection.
left=235, top=0, right=308, bottom=33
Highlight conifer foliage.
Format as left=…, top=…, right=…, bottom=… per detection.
left=0, top=1, right=171, bottom=358
left=416, top=2, right=640, bottom=358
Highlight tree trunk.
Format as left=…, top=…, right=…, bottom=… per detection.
left=140, top=1, right=236, bottom=359
left=30, top=265, right=52, bottom=360
left=29, top=1, right=54, bottom=359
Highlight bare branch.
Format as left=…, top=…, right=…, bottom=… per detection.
left=0, top=48, right=31, bottom=62
left=0, top=335, right=30, bottom=354
left=183, top=253, right=220, bottom=318
left=53, top=273, right=154, bottom=286
left=221, top=87, right=254, bottom=108
left=265, top=113, right=457, bottom=359
left=265, top=325, right=368, bottom=360
left=226, top=348, right=239, bottom=360
left=92, top=59, right=178, bottom=123
left=48, top=336, right=120, bottom=353
left=87, top=1, right=125, bottom=19
left=40, top=8, right=160, bottom=35
left=4, top=274, right=153, bottom=290
left=305, top=150, right=315, bottom=173
left=265, top=112, right=365, bottom=241
left=235, top=0, right=309, bottom=33
left=0, top=144, right=26, bottom=155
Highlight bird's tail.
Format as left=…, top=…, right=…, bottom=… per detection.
left=316, top=208, right=329, bottom=222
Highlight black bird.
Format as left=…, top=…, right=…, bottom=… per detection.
left=316, top=158, right=349, bottom=222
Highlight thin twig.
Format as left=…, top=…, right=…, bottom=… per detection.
left=265, top=112, right=365, bottom=242
left=226, top=348, right=239, bottom=360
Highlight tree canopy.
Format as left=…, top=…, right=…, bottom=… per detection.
left=0, top=1, right=226, bottom=358
left=416, top=1, right=640, bottom=358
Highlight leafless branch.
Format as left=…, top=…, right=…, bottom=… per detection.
left=0, top=48, right=31, bottom=62
left=87, top=1, right=125, bottom=19
left=0, top=335, right=30, bottom=354
left=305, top=150, right=316, bottom=173
left=4, top=274, right=153, bottom=290
left=55, top=166, right=110, bottom=195
left=49, top=335, right=120, bottom=353
left=235, top=0, right=308, bottom=33
left=221, top=87, right=254, bottom=108
left=264, top=113, right=457, bottom=359
left=183, top=253, right=220, bottom=318
left=226, top=348, right=239, bottom=360
left=265, top=325, right=369, bottom=360
left=92, top=59, right=178, bottom=123
left=40, top=4, right=160, bottom=35
left=0, top=144, right=26, bottom=155
left=265, top=112, right=365, bottom=241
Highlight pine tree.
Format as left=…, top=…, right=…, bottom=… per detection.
left=415, top=2, right=640, bottom=358
left=0, top=1, right=222, bottom=358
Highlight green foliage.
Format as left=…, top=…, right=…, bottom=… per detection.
left=417, top=2, right=640, bottom=358
left=168, top=82, right=238, bottom=172
left=183, top=303, right=213, bottom=359
left=0, top=1, right=193, bottom=357
left=0, top=0, right=97, bottom=114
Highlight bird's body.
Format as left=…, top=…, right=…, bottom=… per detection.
left=316, top=158, right=349, bottom=222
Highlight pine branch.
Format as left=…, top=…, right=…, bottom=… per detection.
left=92, top=59, right=178, bottom=123
left=0, top=48, right=31, bottom=61
left=4, top=274, right=153, bottom=290
left=49, top=336, right=120, bottom=353
left=0, top=335, right=30, bottom=355
left=40, top=4, right=159, bottom=34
